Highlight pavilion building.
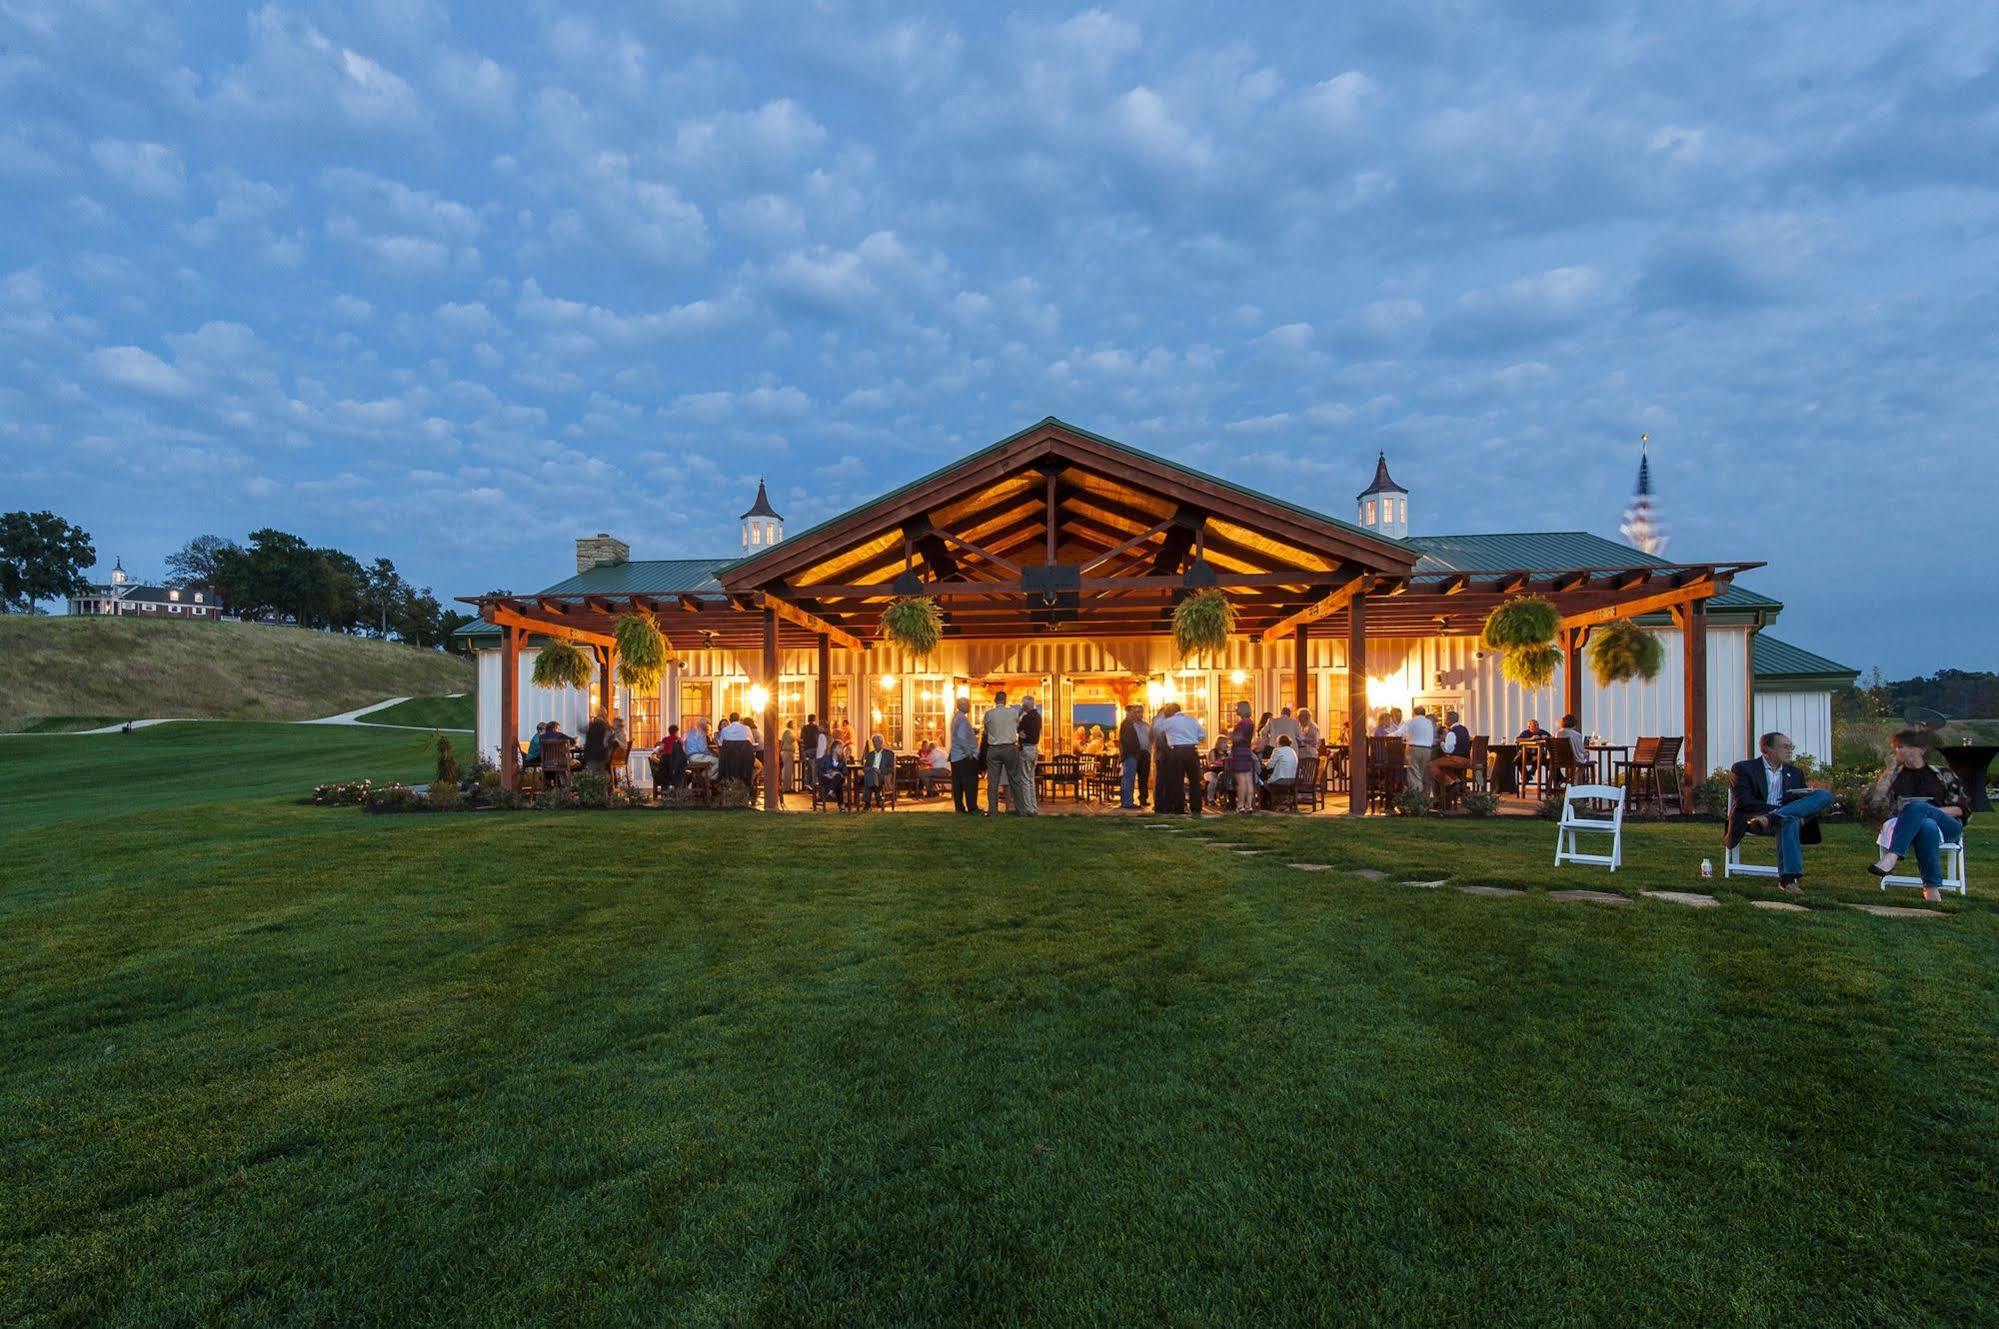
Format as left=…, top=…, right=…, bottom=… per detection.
left=455, top=417, right=1852, bottom=811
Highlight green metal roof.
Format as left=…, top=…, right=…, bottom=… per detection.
left=1404, top=531, right=1780, bottom=613
left=1753, top=634, right=1859, bottom=688
left=536, top=558, right=732, bottom=596
left=718, top=415, right=1412, bottom=579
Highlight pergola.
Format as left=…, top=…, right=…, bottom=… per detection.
left=471, top=419, right=1761, bottom=812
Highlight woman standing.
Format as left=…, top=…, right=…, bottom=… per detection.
left=1230, top=701, right=1257, bottom=814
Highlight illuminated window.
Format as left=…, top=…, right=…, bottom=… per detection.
left=169, top=589, right=180, bottom=601
left=193, top=592, right=203, bottom=603
left=1365, top=499, right=1376, bottom=524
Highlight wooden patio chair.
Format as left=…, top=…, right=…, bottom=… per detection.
left=539, top=737, right=571, bottom=790
left=1046, top=754, right=1084, bottom=801
left=1612, top=737, right=1663, bottom=811
left=1468, top=736, right=1490, bottom=793
left=1279, top=755, right=1322, bottom=813
left=1368, top=738, right=1406, bottom=813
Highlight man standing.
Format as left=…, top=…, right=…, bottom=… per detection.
left=982, top=690, right=1030, bottom=816
left=1267, top=705, right=1303, bottom=751
left=1118, top=702, right=1147, bottom=809
left=1402, top=705, right=1436, bottom=795
left=1015, top=694, right=1042, bottom=816
left=948, top=697, right=980, bottom=814
left=1134, top=705, right=1153, bottom=806
left=1156, top=702, right=1207, bottom=816
left=1727, top=731, right=1835, bottom=893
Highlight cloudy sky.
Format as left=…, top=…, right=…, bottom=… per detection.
left=5, top=1, right=1994, bottom=675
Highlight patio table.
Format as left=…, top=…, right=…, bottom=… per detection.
left=1941, top=744, right=1999, bottom=814
left=1587, top=744, right=1630, bottom=785
left=1486, top=742, right=1521, bottom=795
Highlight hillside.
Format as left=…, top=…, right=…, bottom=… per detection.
left=0, top=617, right=472, bottom=732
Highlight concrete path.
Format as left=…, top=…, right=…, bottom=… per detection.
left=302, top=697, right=412, bottom=725
left=8, top=696, right=471, bottom=736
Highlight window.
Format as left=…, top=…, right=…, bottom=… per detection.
left=909, top=679, right=950, bottom=750
left=679, top=680, right=712, bottom=735
left=169, top=604, right=180, bottom=614
left=1365, top=499, right=1376, bottom=524
left=1396, top=497, right=1406, bottom=525
left=871, top=674, right=905, bottom=749
left=1217, top=670, right=1255, bottom=730
left=194, top=593, right=203, bottom=604
left=169, top=589, right=180, bottom=602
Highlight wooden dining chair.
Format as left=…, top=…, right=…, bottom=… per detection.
left=539, top=737, right=571, bottom=790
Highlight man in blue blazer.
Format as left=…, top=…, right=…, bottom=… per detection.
left=1726, top=732, right=1834, bottom=892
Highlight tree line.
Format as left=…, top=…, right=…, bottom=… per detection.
left=0, top=508, right=469, bottom=650
left=164, top=531, right=472, bottom=648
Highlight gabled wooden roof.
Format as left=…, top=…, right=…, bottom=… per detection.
left=718, top=416, right=1418, bottom=594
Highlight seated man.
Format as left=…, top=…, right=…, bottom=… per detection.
left=860, top=734, right=895, bottom=809
left=1865, top=728, right=1973, bottom=902
left=1427, top=710, right=1474, bottom=799
left=682, top=720, right=721, bottom=780
left=1262, top=734, right=1299, bottom=806
left=1726, top=731, right=1834, bottom=893
left=922, top=739, right=952, bottom=795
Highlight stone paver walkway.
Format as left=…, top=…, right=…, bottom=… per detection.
left=1287, top=863, right=1335, bottom=871
left=1641, top=891, right=1721, bottom=908
left=1399, top=879, right=1450, bottom=889
left=1460, top=885, right=1523, bottom=897
left=1549, top=889, right=1630, bottom=904
left=1750, top=900, right=1810, bottom=912
left=1846, top=903, right=1945, bottom=919
left=1348, top=868, right=1389, bottom=880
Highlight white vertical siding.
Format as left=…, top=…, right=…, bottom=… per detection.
left=1753, top=692, right=1835, bottom=766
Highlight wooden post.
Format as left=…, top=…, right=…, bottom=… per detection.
left=1676, top=600, right=1709, bottom=811
left=816, top=632, right=831, bottom=724
left=764, top=604, right=782, bottom=811
left=499, top=625, right=521, bottom=791
left=1744, top=625, right=1760, bottom=759
left=1293, top=625, right=1309, bottom=712
left=1347, top=591, right=1368, bottom=816
left=597, top=645, right=615, bottom=720
left=1562, top=627, right=1584, bottom=728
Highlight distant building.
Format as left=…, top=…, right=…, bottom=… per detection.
left=739, top=479, right=783, bottom=551
left=67, top=558, right=222, bottom=620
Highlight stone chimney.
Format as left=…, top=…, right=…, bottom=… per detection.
left=575, top=532, right=629, bottom=573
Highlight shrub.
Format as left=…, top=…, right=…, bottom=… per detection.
left=531, top=786, right=578, bottom=811
left=880, top=596, right=943, bottom=656
left=466, top=755, right=497, bottom=788
left=1463, top=790, right=1501, bottom=818
left=1536, top=788, right=1565, bottom=820
left=618, top=784, right=653, bottom=809
left=716, top=777, right=755, bottom=809
left=1394, top=784, right=1429, bottom=817
left=1689, top=766, right=1732, bottom=817
left=363, top=783, right=421, bottom=814
left=433, top=733, right=460, bottom=788
left=1172, top=588, right=1235, bottom=662
left=424, top=781, right=466, bottom=812
left=614, top=613, right=667, bottom=694
left=478, top=778, right=521, bottom=811
left=531, top=639, right=593, bottom=691
left=312, top=779, right=373, bottom=806
left=574, top=770, right=613, bottom=808
left=1588, top=621, right=1664, bottom=685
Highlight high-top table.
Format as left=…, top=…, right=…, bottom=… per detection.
left=1941, top=744, right=1999, bottom=814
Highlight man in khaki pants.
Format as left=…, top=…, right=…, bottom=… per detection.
left=981, top=690, right=1032, bottom=816
left=1402, top=705, right=1436, bottom=797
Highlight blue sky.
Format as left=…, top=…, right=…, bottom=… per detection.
left=4, top=1, right=1994, bottom=676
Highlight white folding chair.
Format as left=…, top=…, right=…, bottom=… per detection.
left=1554, top=783, right=1625, bottom=872
left=1877, top=817, right=1970, bottom=896
left=1722, top=790, right=1781, bottom=880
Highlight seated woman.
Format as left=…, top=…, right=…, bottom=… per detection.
left=1262, top=734, right=1299, bottom=806
left=1865, top=729, right=1973, bottom=902
left=649, top=725, right=686, bottom=790
left=1204, top=739, right=1230, bottom=806
left=525, top=721, right=547, bottom=766
left=922, top=739, right=952, bottom=795
left=817, top=740, right=850, bottom=806
left=861, top=734, right=895, bottom=809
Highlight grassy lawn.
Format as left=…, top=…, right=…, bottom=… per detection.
left=4, top=727, right=1997, bottom=1325
left=0, top=617, right=470, bottom=731
left=354, top=693, right=474, bottom=730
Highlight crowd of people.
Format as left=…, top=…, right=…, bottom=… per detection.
left=1365, top=705, right=1591, bottom=803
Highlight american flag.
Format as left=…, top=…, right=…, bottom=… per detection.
left=1619, top=435, right=1668, bottom=556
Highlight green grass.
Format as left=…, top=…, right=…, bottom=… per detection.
left=353, top=693, right=474, bottom=730
left=4, top=727, right=1997, bottom=1325
left=0, top=617, right=471, bottom=732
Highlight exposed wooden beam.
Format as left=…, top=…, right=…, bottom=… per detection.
left=482, top=603, right=616, bottom=648
left=584, top=596, right=618, bottom=616
left=760, top=593, right=864, bottom=651
left=1438, top=574, right=1472, bottom=595
left=1558, top=579, right=1719, bottom=632
left=1258, top=576, right=1372, bottom=644
left=677, top=595, right=705, bottom=613
left=535, top=597, right=572, bottom=616
left=1612, top=569, right=1653, bottom=590
left=1079, top=515, right=1173, bottom=574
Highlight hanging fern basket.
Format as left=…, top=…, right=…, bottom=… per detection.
left=879, top=596, right=943, bottom=656
left=613, top=613, right=667, bottom=694
left=531, top=638, right=594, bottom=691
left=1172, top=588, right=1236, bottom=662
left=1481, top=594, right=1560, bottom=650
left=1588, top=620, right=1665, bottom=686
left=1501, top=642, right=1563, bottom=691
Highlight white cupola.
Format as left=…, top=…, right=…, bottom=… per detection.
left=1356, top=452, right=1408, bottom=539
left=740, top=479, right=783, bottom=551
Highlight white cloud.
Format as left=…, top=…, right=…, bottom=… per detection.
left=1438, top=266, right=1608, bottom=348
left=435, top=50, right=515, bottom=122
left=213, top=5, right=430, bottom=137
left=434, top=300, right=496, bottom=337
left=89, top=345, right=193, bottom=397
left=90, top=140, right=185, bottom=201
